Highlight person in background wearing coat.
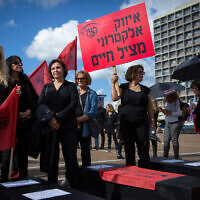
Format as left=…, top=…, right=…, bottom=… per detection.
left=38, top=59, right=79, bottom=188
left=104, top=103, right=118, bottom=153
left=111, top=65, right=155, bottom=168
left=76, top=70, right=98, bottom=167
left=160, top=91, right=183, bottom=159
left=96, top=102, right=106, bottom=149
left=1, top=55, right=38, bottom=181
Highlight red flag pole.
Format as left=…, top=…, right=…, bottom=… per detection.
left=8, top=148, right=14, bottom=180
left=74, top=36, right=77, bottom=82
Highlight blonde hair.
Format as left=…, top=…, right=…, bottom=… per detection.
left=106, top=103, right=115, bottom=113
left=75, top=70, right=92, bottom=85
left=0, top=45, right=8, bottom=87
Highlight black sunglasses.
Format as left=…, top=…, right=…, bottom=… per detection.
left=12, top=61, right=23, bottom=65
left=76, top=78, right=87, bottom=80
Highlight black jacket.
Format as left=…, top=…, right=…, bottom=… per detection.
left=28, top=104, right=54, bottom=172
left=39, top=81, right=78, bottom=130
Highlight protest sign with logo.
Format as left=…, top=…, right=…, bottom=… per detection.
left=78, top=2, right=154, bottom=72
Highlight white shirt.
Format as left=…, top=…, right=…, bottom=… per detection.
left=165, top=100, right=182, bottom=123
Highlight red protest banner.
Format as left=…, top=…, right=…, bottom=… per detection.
left=0, top=87, right=18, bottom=151
left=58, top=37, right=77, bottom=71
left=78, top=2, right=154, bottom=72
left=100, top=166, right=185, bottom=190
left=29, top=60, right=51, bottom=96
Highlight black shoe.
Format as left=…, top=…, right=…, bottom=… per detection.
left=100, top=147, right=104, bottom=149
left=117, top=155, right=125, bottom=159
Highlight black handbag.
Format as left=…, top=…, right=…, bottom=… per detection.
left=88, top=118, right=100, bottom=137
left=79, top=94, right=100, bottom=137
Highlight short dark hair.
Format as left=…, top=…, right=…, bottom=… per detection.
left=48, top=59, right=68, bottom=79
left=125, top=64, right=144, bottom=82
left=75, top=70, right=92, bottom=85
left=191, top=79, right=200, bottom=91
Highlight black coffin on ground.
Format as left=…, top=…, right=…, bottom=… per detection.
left=0, top=176, right=104, bottom=200
left=78, top=164, right=123, bottom=198
left=105, top=175, right=200, bottom=200
left=150, top=158, right=200, bottom=177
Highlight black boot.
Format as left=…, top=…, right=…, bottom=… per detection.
left=173, top=145, right=179, bottom=159
left=164, top=145, right=169, bottom=158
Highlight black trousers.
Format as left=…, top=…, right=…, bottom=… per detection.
left=120, top=120, right=150, bottom=168
left=106, top=131, right=118, bottom=150
left=48, top=128, right=79, bottom=188
left=77, top=130, right=91, bottom=167
left=100, top=128, right=105, bottom=148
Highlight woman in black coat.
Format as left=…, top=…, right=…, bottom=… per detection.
left=104, top=104, right=118, bottom=152
left=38, top=59, right=79, bottom=188
left=1, top=55, right=38, bottom=181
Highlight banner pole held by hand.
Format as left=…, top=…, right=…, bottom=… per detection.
left=113, top=66, right=120, bottom=97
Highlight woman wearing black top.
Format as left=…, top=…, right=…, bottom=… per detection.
left=104, top=104, right=118, bottom=152
left=111, top=65, right=155, bottom=167
left=1, top=55, right=38, bottom=181
left=38, top=59, right=79, bottom=188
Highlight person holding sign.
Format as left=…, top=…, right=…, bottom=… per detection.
left=111, top=65, right=155, bottom=168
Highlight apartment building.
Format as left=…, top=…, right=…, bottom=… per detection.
left=153, top=0, right=200, bottom=104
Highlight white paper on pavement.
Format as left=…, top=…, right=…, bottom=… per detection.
left=87, top=164, right=113, bottom=169
left=161, top=159, right=184, bottom=163
left=0, top=179, right=40, bottom=188
left=22, top=189, right=71, bottom=200
left=184, top=161, right=200, bottom=166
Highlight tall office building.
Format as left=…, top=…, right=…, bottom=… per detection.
left=153, top=1, right=200, bottom=104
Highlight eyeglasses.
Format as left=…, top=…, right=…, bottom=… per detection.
left=76, top=77, right=87, bottom=81
left=12, top=61, right=23, bottom=66
left=136, top=70, right=145, bottom=75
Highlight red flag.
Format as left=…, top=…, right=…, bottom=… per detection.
left=58, top=37, right=77, bottom=71
left=0, top=87, right=18, bottom=151
left=29, top=60, right=51, bottom=96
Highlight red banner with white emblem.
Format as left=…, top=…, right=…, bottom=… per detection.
left=78, top=2, right=154, bottom=72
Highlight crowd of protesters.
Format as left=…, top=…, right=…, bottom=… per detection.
left=1, top=44, right=200, bottom=188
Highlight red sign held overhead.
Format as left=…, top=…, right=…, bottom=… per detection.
left=78, top=2, right=154, bottom=72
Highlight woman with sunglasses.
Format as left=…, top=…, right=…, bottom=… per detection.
left=111, top=65, right=155, bottom=168
left=75, top=70, right=98, bottom=167
left=1, top=55, right=38, bottom=181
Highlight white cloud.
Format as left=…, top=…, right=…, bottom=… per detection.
left=26, top=20, right=81, bottom=61
left=96, top=89, right=104, bottom=95
left=28, top=0, right=68, bottom=8
left=120, top=0, right=190, bottom=35
left=5, top=19, right=17, bottom=27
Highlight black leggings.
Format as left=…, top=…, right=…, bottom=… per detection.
left=120, top=121, right=150, bottom=168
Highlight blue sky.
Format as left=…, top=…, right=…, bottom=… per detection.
left=0, top=0, right=190, bottom=105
